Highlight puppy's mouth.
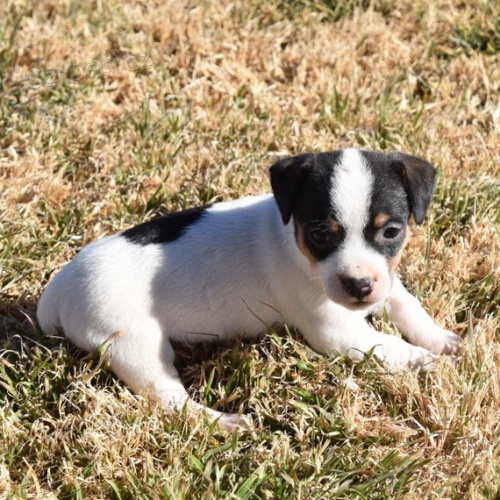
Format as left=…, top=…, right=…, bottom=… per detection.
left=327, top=291, right=375, bottom=309
left=352, top=298, right=370, bottom=305
left=343, top=297, right=374, bottom=309
left=330, top=290, right=380, bottom=309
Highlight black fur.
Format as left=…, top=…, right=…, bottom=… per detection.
left=122, top=205, right=211, bottom=245
left=269, top=153, right=316, bottom=225
left=362, top=151, right=436, bottom=225
left=270, top=151, right=345, bottom=261
left=360, top=151, right=412, bottom=258
left=270, top=152, right=342, bottom=225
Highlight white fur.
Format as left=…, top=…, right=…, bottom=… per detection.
left=37, top=160, right=461, bottom=431
left=331, top=149, right=373, bottom=231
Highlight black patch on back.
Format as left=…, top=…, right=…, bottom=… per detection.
left=122, top=205, right=211, bottom=245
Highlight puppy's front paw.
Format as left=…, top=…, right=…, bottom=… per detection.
left=404, top=345, right=436, bottom=371
left=425, top=328, right=462, bottom=356
left=374, top=340, right=435, bottom=372
left=217, top=413, right=253, bottom=433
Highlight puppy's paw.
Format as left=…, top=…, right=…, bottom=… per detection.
left=373, top=340, right=435, bottom=372
left=217, top=413, right=253, bottom=434
left=405, top=345, right=436, bottom=371
left=424, top=328, right=462, bottom=357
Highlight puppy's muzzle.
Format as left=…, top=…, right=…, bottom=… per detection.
left=338, top=275, right=373, bottom=300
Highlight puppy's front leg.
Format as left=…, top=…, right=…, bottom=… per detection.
left=385, top=277, right=461, bottom=356
left=296, top=307, right=434, bottom=370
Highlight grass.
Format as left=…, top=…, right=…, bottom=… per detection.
left=1, top=0, right=499, bottom=497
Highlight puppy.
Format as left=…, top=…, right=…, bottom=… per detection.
left=37, top=149, right=461, bottom=430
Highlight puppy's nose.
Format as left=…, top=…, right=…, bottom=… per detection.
left=338, top=275, right=373, bottom=299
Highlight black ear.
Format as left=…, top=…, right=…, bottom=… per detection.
left=269, top=153, right=314, bottom=224
left=389, top=152, right=437, bottom=225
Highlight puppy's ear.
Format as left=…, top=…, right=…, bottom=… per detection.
left=390, top=152, right=437, bottom=225
left=269, top=153, right=314, bottom=224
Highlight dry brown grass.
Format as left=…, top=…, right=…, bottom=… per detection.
left=0, top=0, right=499, bottom=498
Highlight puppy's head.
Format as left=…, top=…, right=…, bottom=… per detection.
left=270, top=149, right=436, bottom=309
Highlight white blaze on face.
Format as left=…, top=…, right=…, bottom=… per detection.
left=319, top=149, right=392, bottom=307
left=331, top=149, right=373, bottom=232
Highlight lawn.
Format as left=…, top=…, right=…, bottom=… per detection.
left=0, top=0, right=499, bottom=498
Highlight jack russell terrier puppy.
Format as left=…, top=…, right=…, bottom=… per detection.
left=37, top=149, right=461, bottom=430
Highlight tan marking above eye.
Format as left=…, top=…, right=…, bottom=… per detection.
left=329, top=219, right=340, bottom=232
left=374, top=213, right=390, bottom=229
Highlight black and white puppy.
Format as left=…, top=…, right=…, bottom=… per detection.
left=37, top=149, right=461, bottom=430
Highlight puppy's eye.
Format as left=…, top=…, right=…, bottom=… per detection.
left=307, top=227, right=335, bottom=247
left=383, top=226, right=402, bottom=239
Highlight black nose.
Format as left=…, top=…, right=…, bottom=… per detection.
left=338, top=275, right=373, bottom=299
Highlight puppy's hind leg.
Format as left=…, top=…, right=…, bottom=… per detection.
left=104, top=324, right=252, bottom=432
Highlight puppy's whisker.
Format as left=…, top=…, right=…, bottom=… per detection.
left=240, top=297, right=272, bottom=330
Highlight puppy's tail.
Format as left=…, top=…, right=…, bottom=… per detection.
left=37, top=275, right=62, bottom=336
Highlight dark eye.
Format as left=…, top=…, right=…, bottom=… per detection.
left=308, top=228, right=332, bottom=245
left=382, top=225, right=403, bottom=240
